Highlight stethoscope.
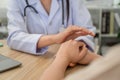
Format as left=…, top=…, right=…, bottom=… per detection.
left=24, top=0, right=69, bottom=26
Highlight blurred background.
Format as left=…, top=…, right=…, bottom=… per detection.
left=0, top=0, right=120, bottom=55
left=0, top=0, right=8, bottom=39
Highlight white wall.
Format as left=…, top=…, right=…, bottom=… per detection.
left=0, top=0, right=8, bottom=25
left=0, top=0, right=8, bottom=8
left=114, top=0, right=120, bottom=5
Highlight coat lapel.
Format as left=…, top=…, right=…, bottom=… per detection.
left=28, top=0, right=60, bottom=24
left=48, top=0, right=60, bottom=24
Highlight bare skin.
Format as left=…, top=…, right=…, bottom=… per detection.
left=40, top=40, right=101, bottom=80
left=37, top=1, right=100, bottom=80
left=37, top=0, right=95, bottom=49
left=40, top=0, right=52, bottom=14
left=37, top=25, right=95, bottom=48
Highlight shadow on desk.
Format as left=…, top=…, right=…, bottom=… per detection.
left=0, top=40, right=87, bottom=80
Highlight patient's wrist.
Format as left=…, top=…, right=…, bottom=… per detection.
left=55, top=55, right=70, bottom=66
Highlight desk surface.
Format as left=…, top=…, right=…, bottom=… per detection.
left=0, top=40, right=86, bottom=80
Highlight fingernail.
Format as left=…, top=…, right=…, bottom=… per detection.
left=90, top=32, right=95, bottom=36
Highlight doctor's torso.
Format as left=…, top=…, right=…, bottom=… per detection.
left=25, top=0, right=63, bottom=35
left=8, top=0, right=92, bottom=35
left=8, top=0, right=86, bottom=34
left=16, top=0, right=75, bottom=35
left=7, top=0, right=95, bottom=54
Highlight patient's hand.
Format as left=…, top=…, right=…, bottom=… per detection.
left=78, top=51, right=102, bottom=64
left=69, top=46, right=88, bottom=67
left=69, top=48, right=102, bottom=67
left=56, top=40, right=87, bottom=64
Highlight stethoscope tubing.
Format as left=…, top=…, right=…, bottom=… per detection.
left=24, top=0, right=38, bottom=16
left=24, top=0, right=69, bottom=26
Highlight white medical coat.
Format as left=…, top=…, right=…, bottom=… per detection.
left=7, top=0, right=96, bottom=55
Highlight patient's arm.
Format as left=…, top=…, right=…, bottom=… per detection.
left=78, top=51, right=102, bottom=64
left=40, top=40, right=101, bottom=80
left=40, top=56, right=69, bottom=80
left=40, top=40, right=86, bottom=80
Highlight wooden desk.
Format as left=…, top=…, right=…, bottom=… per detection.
left=0, top=40, right=86, bottom=80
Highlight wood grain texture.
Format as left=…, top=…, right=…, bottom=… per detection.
left=0, top=40, right=86, bottom=80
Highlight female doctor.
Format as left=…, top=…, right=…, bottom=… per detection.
left=7, top=0, right=96, bottom=55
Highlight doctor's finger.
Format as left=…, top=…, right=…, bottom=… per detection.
left=76, top=30, right=95, bottom=37
left=73, top=26, right=95, bottom=36
left=67, top=26, right=83, bottom=32
left=81, top=29, right=95, bottom=36
left=75, top=31, right=90, bottom=35
left=70, top=32, right=89, bottom=40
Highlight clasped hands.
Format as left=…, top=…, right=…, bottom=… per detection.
left=55, top=25, right=100, bottom=67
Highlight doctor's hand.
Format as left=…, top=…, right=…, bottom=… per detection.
left=56, top=40, right=88, bottom=64
left=55, top=25, right=95, bottom=44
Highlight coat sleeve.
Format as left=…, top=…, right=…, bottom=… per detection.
left=7, top=0, right=48, bottom=55
left=70, top=0, right=96, bottom=52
